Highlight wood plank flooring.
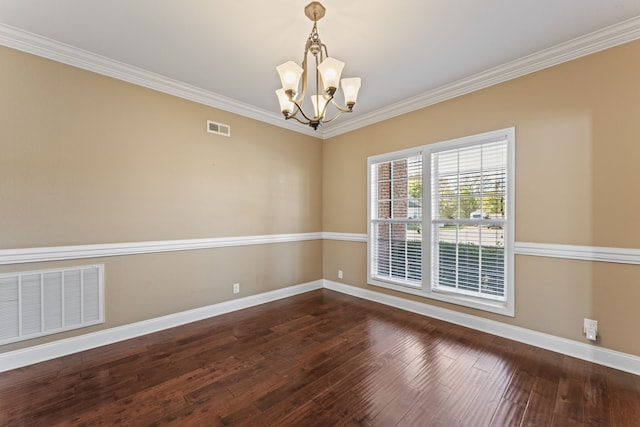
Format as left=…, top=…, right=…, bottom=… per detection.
left=1, top=289, right=639, bottom=426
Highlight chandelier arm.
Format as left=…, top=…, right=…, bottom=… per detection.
left=289, top=112, right=321, bottom=130
left=317, top=92, right=334, bottom=119
left=314, top=49, right=322, bottom=115
left=320, top=95, right=353, bottom=123
left=319, top=111, right=344, bottom=124
left=287, top=114, right=312, bottom=126
left=286, top=102, right=302, bottom=120
left=290, top=98, right=318, bottom=123
left=321, top=43, right=329, bottom=59
left=297, top=53, right=309, bottom=103
left=329, top=97, right=353, bottom=113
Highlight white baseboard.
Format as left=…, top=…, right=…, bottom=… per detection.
left=323, top=280, right=640, bottom=376
left=0, top=280, right=323, bottom=372
left=2, top=278, right=638, bottom=376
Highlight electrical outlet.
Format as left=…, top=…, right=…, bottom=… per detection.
left=583, top=318, right=597, bottom=333
left=233, top=283, right=240, bottom=294
left=584, top=318, right=598, bottom=341
left=338, top=270, right=343, bottom=279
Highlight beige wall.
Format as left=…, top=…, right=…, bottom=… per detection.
left=323, top=40, right=640, bottom=357
left=0, top=46, right=323, bottom=352
left=2, top=39, right=640, bottom=359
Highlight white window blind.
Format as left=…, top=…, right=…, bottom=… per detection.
left=370, top=154, right=423, bottom=287
left=431, top=140, right=508, bottom=300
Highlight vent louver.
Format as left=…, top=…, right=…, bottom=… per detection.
left=0, top=265, right=104, bottom=345
left=207, top=120, right=231, bottom=137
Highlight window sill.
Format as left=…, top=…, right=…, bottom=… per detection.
left=367, top=278, right=514, bottom=317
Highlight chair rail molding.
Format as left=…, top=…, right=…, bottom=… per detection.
left=2, top=235, right=640, bottom=266
left=0, top=233, right=324, bottom=265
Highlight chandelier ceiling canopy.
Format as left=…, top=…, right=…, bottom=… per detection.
left=275, top=2, right=361, bottom=130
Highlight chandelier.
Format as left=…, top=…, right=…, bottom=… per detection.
left=275, top=2, right=361, bottom=130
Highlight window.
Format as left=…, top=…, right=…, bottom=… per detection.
left=369, top=152, right=423, bottom=288
left=368, top=128, right=514, bottom=316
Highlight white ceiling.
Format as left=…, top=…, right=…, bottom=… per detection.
left=1, top=1, right=640, bottom=137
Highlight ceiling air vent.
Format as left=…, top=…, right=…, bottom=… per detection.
left=207, top=120, right=231, bottom=137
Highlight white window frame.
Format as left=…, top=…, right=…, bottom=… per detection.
left=367, top=128, right=515, bottom=316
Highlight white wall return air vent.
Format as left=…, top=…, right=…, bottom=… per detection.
left=207, top=120, right=231, bottom=137
left=0, top=265, right=105, bottom=345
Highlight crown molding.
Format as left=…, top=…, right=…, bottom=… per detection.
left=0, top=23, right=320, bottom=139
left=2, top=16, right=640, bottom=141
left=322, top=15, right=640, bottom=139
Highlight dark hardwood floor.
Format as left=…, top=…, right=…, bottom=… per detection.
left=1, top=289, right=639, bottom=426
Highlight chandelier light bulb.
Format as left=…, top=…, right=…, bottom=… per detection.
left=317, top=57, right=345, bottom=94
left=325, top=70, right=336, bottom=81
left=285, top=73, right=295, bottom=84
left=311, top=94, right=328, bottom=118
left=276, top=61, right=303, bottom=96
left=275, top=88, right=295, bottom=115
left=341, top=77, right=361, bottom=108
